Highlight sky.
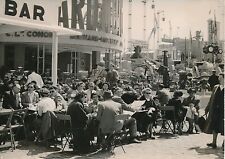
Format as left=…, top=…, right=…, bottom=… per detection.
left=123, top=0, right=224, bottom=42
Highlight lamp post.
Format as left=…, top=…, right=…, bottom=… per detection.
left=203, top=43, right=223, bottom=64
left=162, top=50, right=170, bottom=88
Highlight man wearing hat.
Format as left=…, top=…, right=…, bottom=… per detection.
left=208, top=70, right=219, bottom=91
left=36, top=88, right=56, bottom=116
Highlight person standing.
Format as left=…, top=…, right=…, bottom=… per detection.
left=106, top=64, right=119, bottom=88
left=208, top=70, right=220, bottom=91
left=26, top=70, right=44, bottom=89
left=205, top=73, right=224, bottom=149
left=183, top=88, right=201, bottom=134
left=67, top=92, right=90, bottom=154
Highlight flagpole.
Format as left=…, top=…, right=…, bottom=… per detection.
left=185, top=37, right=187, bottom=70
left=188, top=30, right=192, bottom=68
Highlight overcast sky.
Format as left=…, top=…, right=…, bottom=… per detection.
left=123, top=0, right=224, bottom=42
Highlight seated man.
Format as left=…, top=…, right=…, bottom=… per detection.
left=67, top=92, right=91, bottom=154
left=133, top=88, right=159, bottom=139
left=97, top=91, right=141, bottom=145
left=3, top=83, right=22, bottom=110
left=34, top=88, right=57, bottom=142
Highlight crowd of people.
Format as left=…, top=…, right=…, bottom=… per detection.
left=0, top=65, right=224, bottom=154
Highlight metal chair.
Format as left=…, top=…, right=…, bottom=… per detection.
left=100, top=116, right=128, bottom=154
left=158, top=106, right=176, bottom=134
left=55, top=113, right=73, bottom=151
left=0, top=110, right=15, bottom=151
left=11, top=109, right=28, bottom=140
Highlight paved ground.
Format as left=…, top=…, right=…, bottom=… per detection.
left=1, top=92, right=223, bottom=159
left=0, top=132, right=224, bottom=159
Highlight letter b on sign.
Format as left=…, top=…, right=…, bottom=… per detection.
left=5, top=0, right=17, bottom=16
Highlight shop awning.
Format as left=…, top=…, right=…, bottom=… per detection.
left=0, top=17, right=82, bottom=86
left=0, top=17, right=81, bottom=36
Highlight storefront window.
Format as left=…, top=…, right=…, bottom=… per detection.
left=25, top=46, right=37, bottom=71
left=4, top=45, right=15, bottom=70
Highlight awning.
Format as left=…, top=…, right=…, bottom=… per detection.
left=0, top=17, right=81, bottom=36
left=0, top=17, right=82, bottom=86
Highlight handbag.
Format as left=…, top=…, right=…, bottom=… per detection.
left=197, top=114, right=207, bottom=131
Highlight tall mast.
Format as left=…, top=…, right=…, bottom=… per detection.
left=128, top=0, right=133, bottom=41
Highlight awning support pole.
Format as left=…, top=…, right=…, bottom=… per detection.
left=52, top=32, right=58, bottom=86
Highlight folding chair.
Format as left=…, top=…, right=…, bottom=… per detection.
left=55, top=113, right=73, bottom=151
left=106, top=129, right=127, bottom=153
left=99, top=115, right=128, bottom=154
left=0, top=110, right=15, bottom=151
left=11, top=109, right=28, bottom=140
left=158, top=106, right=176, bottom=134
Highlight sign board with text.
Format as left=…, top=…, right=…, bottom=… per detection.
left=1, top=0, right=60, bottom=26
left=0, top=29, right=123, bottom=51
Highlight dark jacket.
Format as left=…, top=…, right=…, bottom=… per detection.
left=67, top=101, right=88, bottom=130
left=168, top=98, right=186, bottom=122
left=208, top=74, right=219, bottom=89
left=2, top=91, right=21, bottom=110
left=204, top=85, right=224, bottom=134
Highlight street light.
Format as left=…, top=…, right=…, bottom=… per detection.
left=203, top=44, right=223, bottom=64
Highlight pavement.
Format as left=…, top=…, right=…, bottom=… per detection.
left=0, top=91, right=223, bottom=159
left=0, top=132, right=224, bottom=159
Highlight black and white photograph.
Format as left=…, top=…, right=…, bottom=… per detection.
left=0, top=0, right=224, bottom=158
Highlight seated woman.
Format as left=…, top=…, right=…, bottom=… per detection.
left=67, top=92, right=90, bottom=154
left=167, top=91, right=186, bottom=135
left=132, top=88, right=158, bottom=139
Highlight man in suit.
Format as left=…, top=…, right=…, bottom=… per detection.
left=21, top=82, right=39, bottom=108
left=3, top=83, right=22, bottom=110
left=97, top=91, right=141, bottom=144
